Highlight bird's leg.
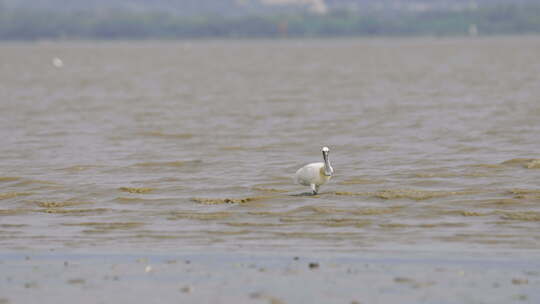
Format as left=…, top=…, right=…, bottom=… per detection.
left=311, top=184, right=318, bottom=195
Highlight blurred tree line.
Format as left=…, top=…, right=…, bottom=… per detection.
left=0, top=3, right=539, bottom=39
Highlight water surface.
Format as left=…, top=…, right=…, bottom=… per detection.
left=1, top=37, right=540, bottom=253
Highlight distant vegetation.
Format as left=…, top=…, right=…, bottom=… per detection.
left=0, top=3, right=539, bottom=39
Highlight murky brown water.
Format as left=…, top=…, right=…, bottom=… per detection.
left=1, top=37, right=540, bottom=253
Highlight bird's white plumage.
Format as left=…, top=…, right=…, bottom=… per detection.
left=294, top=147, right=334, bottom=194
left=294, top=162, right=330, bottom=186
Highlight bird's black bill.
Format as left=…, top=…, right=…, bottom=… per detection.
left=322, top=151, right=328, bottom=162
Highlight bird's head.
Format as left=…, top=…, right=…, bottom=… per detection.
left=322, top=146, right=330, bottom=160
left=321, top=146, right=333, bottom=176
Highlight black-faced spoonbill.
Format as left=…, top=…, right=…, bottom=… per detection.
left=294, top=146, right=334, bottom=195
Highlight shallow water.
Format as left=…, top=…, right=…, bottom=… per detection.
left=1, top=37, right=540, bottom=253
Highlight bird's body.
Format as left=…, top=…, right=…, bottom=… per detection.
left=294, top=147, right=334, bottom=195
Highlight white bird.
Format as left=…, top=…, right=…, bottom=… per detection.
left=294, top=146, right=334, bottom=195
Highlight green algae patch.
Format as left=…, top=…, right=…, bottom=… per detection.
left=443, top=210, right=490, bottom=217
left=225, top=222, right=282, bottom=227
left=374, top=189, right=476, bottom=201
left=526, top=159, right=540, bottom=169
left=309, top=206, right=348, bottom=214
left=381, top=222, right=469, bottom=228
left=220, top=146, right=245, bottom=151
left=274, top=231, right=360, bottom=240
left=201, top=229, right=251, bottom=235
left=266, top=206, right=400, bottom=217
left=133, top=160, right=201, bottom=168
left=413, top=172, right=453, bottom=178
left=34, top=201, right=91, bottom=208
left=459, top=211, right=486, bottom=217
left=62, top=222, right=144, bottom=229
left=37, top=208, right=110, bottom=214
left=59, top=165, right=101, bottom=172
left=467, top=163, right=503, bottom=169
left=114, top=197, right=143, bottom=203
left=167, top=211, right=233, bottom=220
left=375, top=189, right=438, bottom=200
left=0, top=223, right=28, bottom=228
left=419, top=222, right=469, bottom=228
left=503, top=158, right=540, bottom=169
left=509, top=189, right=540, bottom=195
left=67, top=278, right=86, bottom=285
left=500, top=212, right=540, bottom=221
left=0, top=208, right=31, bottom=215
left=134, top=161, right=187, bottom=167
left=501, top=158, right=533, bottom=165
left=278, top=216, right=371, bottom=228
left=0, top=192, right=32, bottom=200
left=140, top=131, right=194, bottom=139
left=15, top=179, right=58, bottom=186
left=334, top=191, right=371, bottom=196
left=339, top=178, right=384, bottom=185
left=508, top=189, right=540, bottom=200
left=380, top=223, right=410, bottom=228
left=501, top=158, right=540, bottom=168
left=321, top=218, right=371, bottom=227
left=350, top=207, right=401, bottom=215
left=334, top=189, right=475, bottom=200
left=191, top=196, right=269, bottom=205
left=477, top=198, right=522, bottom=207
left=0, top=177, right=20, bottom=182
left=513, top=194, right=540, bottom=200
left=119, top=187, right=154, bottom=194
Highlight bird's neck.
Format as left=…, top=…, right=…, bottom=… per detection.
left=323, top=155, right=332, bottom=176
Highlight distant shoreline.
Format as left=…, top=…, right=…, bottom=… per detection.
left=1, top=4, right=540, bottom=40
left=0, top=34, right=539, bottom=45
